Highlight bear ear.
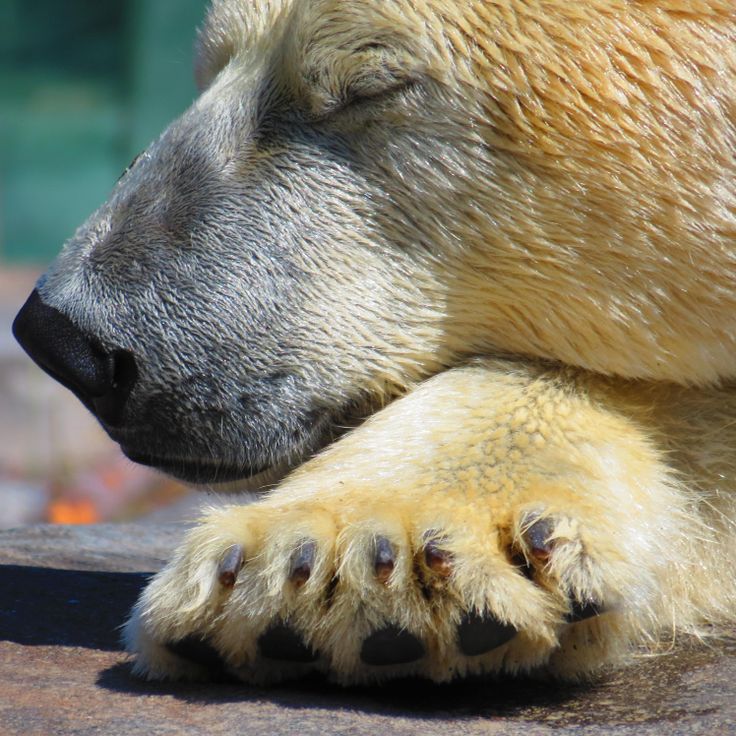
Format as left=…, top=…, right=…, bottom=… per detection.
left=283, top=1, right=432, bottom=119
left=195, top=0, right=291, bottom=91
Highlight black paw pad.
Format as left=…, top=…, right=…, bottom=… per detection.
left=566, top=600, right=602, bottom=623
left=457, top=612, right=517, bottom=656
left=360, top=626, right=425, bottom=666
left=258, top=624, right=318, bottom=662
left=166, top=635, right=226, bottom=672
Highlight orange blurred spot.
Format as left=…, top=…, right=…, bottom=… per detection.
left=48, top=499, right=100, bottom=524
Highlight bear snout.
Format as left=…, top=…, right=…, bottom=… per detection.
left=12, top=289, right=138, bottom=428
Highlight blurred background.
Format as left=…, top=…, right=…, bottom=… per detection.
left=0, top=0, right=211, bottom=527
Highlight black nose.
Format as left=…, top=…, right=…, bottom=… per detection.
left=12, top=289, right=138, bottom=427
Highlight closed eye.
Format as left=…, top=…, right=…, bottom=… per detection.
left=344, top=77, right=419, bottom=109
left=310, top=76, right=421, bottom=122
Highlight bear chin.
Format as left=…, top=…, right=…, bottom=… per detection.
left=122, top=451, right=269, bottom=485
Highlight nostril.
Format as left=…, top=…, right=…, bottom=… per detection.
left=93, top=349, right=139, bottom=427
left=111, top=349, right=138, bottom=393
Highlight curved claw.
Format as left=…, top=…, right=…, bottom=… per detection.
left=217, top=544, right=244, bottom=587
left=289, top=539, right=317, bottom=588
left=373, top=536, right=396, bottom=584
left=423, top=535, right=453, bottom=577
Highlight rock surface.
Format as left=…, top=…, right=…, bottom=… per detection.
left=1, top=523, right=734, bottom=736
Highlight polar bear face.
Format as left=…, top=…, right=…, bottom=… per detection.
left=19, top=1, right=463, bottom=485
left=15, top=0, right=736, bottom=484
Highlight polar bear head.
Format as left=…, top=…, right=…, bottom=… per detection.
left=14, top=0, right=735, bottom=484
left=13, top=1, right=471, bottom=485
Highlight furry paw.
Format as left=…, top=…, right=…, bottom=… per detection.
left=124, top=494, right=665, bottom=684
left=124, top=363, right=701, bottom=685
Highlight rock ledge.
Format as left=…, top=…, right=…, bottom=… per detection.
left=1, top=523, right=734, bottom=736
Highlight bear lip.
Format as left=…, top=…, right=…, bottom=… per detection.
left=123, top=450, right=269, bottom=484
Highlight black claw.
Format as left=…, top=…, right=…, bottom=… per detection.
left=457, top=612, right=517, bottom=656
left=524, top=516, right=555, bottom=561
left=373, top=536, right=395, bottom=583
left=258, top=623, right=318, bottom=662
left=217, top=544, right=245, bottom=587
left=166, top=635, right=226, bottom=672
left=423, top=537, right=453, bottom=577
left=360, top=625, right=425, bottom=666
left=566, top=599, right=602, bottom=622
left=289, top=539, right=317, bottom=588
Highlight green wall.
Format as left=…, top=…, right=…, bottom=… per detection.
left=0, top=0, right=209, bottom=264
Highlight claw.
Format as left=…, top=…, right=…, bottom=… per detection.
left=373, top=536, right=395, bottom=584
left=424, top=536, right=453, bottom=577
left=289, top=539, right=316, bottom=588
left=523, top=515, right=555, bottom=561
left=217, top=544, right=244, bottom=587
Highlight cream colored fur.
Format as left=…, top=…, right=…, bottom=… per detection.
left=125, top=0, right=736, bottom=685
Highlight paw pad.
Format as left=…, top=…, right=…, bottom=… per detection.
left=566, top=600, right=602, bottom=623
left=456, top=612, right=517, bottom=656
left=258, top=623, right=318, bottom=662
left=166, top=635, right=226, bottom=671
left=359, top=625, right=425, bottom=666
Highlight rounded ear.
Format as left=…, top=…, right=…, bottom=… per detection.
left=282, top=0, right=432, bottom=118
left=194, top=0, right=291, bottom=91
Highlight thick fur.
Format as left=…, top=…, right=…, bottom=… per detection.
left=28, top=0, right=736, bottom=684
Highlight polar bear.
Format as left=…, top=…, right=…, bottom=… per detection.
left=13, top=0, right=736, bottom=685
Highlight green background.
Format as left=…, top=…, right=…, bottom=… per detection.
left=0, top=0, right=209, bottom=264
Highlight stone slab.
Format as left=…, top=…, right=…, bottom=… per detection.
left=0, top=523, right=734, bottom=736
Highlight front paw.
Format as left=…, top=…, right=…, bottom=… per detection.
left=125, top=492, right=634, bottom=685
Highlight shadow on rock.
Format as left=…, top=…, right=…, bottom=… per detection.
left=97, top=659, right=584, bottom=719
left=0, top=564, right=149, bottom=650
left=96, top=634, right=736, bottom=728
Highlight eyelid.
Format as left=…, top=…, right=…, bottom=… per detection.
left=308, top=76, right=420, bottom=122
left=346, top=76, right=419, bottom=105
